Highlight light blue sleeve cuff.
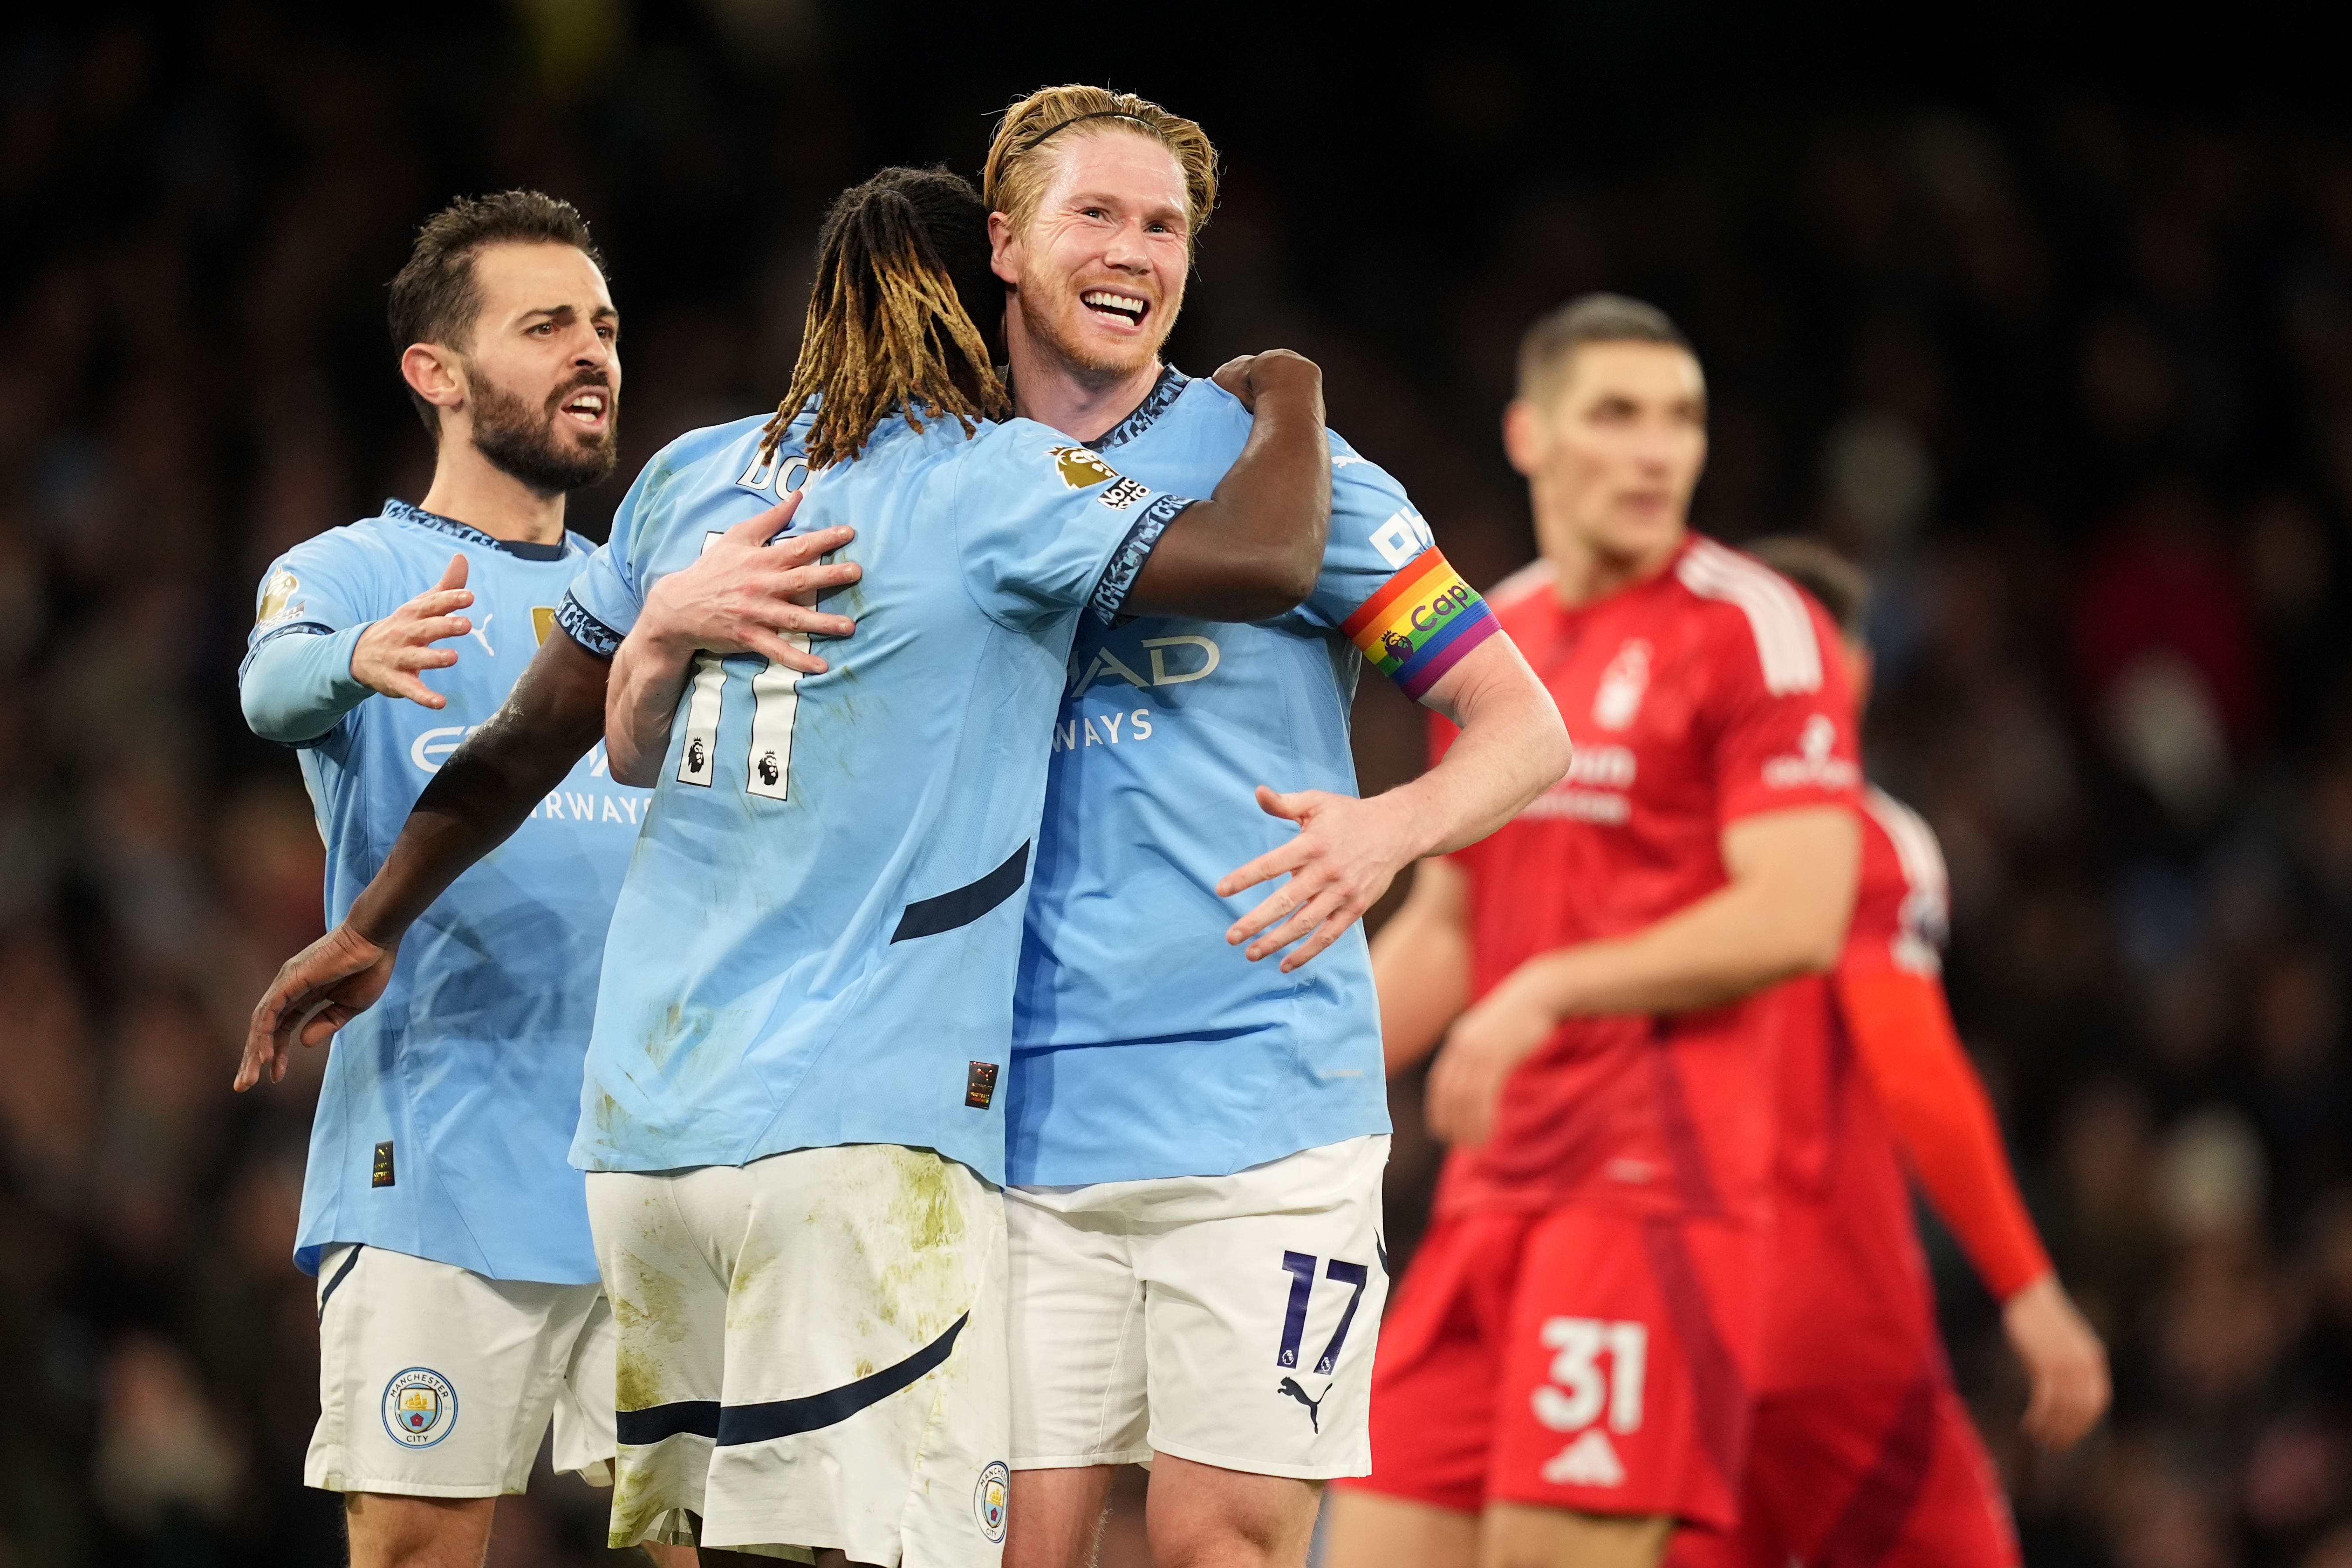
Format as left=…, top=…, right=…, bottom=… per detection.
left=239, top=622, right=373, bottom=746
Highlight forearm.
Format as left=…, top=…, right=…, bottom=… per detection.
left=1839, top=965, right=2054, bottom=1301
left=1371, top=876, right=1472, bottom=1074
left=239, top=625, right=372, bottom=744
left=344, top=635, right=610, bottom=944
left=605, top=625, right=699, bottom=788
left=1398, top=643, right=1571, bottom=859
left=1123, top=383, right=1330, bottom=618
left=1502, top=885, right=1825, bottom=1020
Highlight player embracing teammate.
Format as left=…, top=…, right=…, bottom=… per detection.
left=1327, top=296, right=2107, bottom=1568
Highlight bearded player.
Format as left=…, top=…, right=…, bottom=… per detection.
left=1656, top=536, right=2107, bottom=1568
left=232, top=193, right=736, bottom=1567
left=1323, top=294, right=1863, bottom=1568
left=983, top=88, right=1570, bottom=1568
left=246, top=163, right=1340, bottom=1565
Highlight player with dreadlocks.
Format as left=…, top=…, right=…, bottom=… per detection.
left=241, top=164, right=1336, bottom=1566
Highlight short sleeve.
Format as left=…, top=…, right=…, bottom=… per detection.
left=241, top=528, right=384, bottom=668
left=1702, top=587, right=1863, bottom=828
left=951, top=423, right=1196, bottom=630
left=1850, top=792, right=1951, bottom=978
left=1311, top=442, right=1501, bottom=704
left=557, top=454, right=661, bottom=657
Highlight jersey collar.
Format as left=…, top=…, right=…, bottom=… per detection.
left=384, top=498, right=575, bottom=561
left=1086, top=365, right=1189, bottom=452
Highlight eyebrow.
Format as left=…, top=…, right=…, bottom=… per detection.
left=519, top=303, right=619, bottom=321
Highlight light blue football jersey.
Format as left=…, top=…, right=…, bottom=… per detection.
left=556, top=407, right=1191, bottom=1182
left=1010, top=369, right=1501, bottom=1185
left=244, top=501, right=650, bottom=1283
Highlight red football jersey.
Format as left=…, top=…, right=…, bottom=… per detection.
left=1763, top=785, right=2052, bottom=1391
left=1759, top=788, right=1949, bottom=1390
left=1431, top=537, right=1862, bottom=1227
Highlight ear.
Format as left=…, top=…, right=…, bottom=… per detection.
left=987, top=210, right=1022, bottom=288
left=1502, top=398, right=1547, bottom=478
left=401, top=343, right=468, bottom=417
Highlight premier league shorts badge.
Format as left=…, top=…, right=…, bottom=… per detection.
left=382, top=1367, right=458, bottom=1448
left=975, top=1459, right=1010, bottom=1543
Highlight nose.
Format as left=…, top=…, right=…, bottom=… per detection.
left=1102, top=217, right=1152, bottom=273
left=573, top=326, right=615, bottom=374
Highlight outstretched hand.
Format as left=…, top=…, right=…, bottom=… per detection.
left=351, top=553, right=473, bottom=708
left=1217, top=785, right=1422, bottom=972
left=639, top=491, right=861, bottom=675
left=235, top=922, right=398, bottom=1091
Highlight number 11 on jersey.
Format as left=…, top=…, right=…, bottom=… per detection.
left=673, top=644, right=807, bottom=800
left=672, top=529, right=807, bottom=801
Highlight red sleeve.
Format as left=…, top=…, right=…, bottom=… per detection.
left=1695, top=581, right=1864, bottom=827
left=1835, top=962, right=2053, bottom=1301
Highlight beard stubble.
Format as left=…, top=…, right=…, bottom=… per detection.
left=467, top=366, right=620, bottom=495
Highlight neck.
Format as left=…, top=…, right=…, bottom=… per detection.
left=1539, top=516, right=1687, bottom=609
left=417, top=431, right=567, bottom=546
left=1004, top=309, right=1165, bottom=442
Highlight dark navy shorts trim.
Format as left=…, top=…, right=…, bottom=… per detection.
left=892, top=843, right=1029, bottom=943
left=317, top=1243, right=363, bottom=1323
left=614, top=1311, right=969, bottom=1448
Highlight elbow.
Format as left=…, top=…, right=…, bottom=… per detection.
left=1534, top=714, right=1574, bottom=791
left=1272, top=553, right=1321, bottom=611
left=1217, top=540, right=1322, bottom=621
left=1250, top=533, right=1322, bottom=612
left=1784, top=917, right=1847, bottom=977
left=239, top=684, right=311, bottom=747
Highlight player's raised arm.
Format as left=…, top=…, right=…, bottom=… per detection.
left=1117, top=349, right=1331, bottom=620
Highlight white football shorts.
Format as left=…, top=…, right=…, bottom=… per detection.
left=307, top=1243, right=616, bottom=1498
left=589, top=1144, right=1011, bottom=1565
left=1006, top=1133, right=1390, bottom=1480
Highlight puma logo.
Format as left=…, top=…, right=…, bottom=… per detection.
left=1277, top=1377, right=1328, bottom=1433
left=468, top=612, right=496, bottom=658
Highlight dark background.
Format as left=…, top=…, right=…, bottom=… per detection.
left=6, top=2, right=2352, bottom=1563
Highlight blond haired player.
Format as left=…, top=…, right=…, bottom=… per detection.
left=983, top=87, right=1570, bottom=1568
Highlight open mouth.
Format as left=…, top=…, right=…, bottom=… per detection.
left=560, top=387, right=611, bottom=429
left=1080, top=289, right=1149, bottom=329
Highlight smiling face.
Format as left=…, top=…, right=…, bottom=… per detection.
left=1506, top=339, right=1708, bottom=574
left=990, top=129, right=1192, bottom=385
left=449, top=241, right=621, bottom=493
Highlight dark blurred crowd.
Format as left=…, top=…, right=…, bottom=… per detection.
left=3, top=4, right=2350, bottom=1565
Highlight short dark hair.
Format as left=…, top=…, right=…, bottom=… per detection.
left=1747, top=534, right=1871, bottom=638
left=387, top=191, right=605, bottom=435
left=1516, top=292, right=1693, bottom=406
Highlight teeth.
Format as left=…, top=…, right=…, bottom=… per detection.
left=1082, top=291, right=1145, bottom=315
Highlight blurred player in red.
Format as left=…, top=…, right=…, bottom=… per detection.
left=1656, top=537, right=2108, bottom=1568
left=1326, top=294, right=1865, bottom=1568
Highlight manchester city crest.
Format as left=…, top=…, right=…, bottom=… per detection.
left=381, top=1366, right=458, bottom=1448
left=974, top=1459, right=1010, bottom=1543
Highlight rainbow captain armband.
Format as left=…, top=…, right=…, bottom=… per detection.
left=1341, top=547, right=1501, bottom=701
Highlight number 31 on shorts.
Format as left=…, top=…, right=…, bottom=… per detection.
left=1533, top=1316, right=1647, bottom=1434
